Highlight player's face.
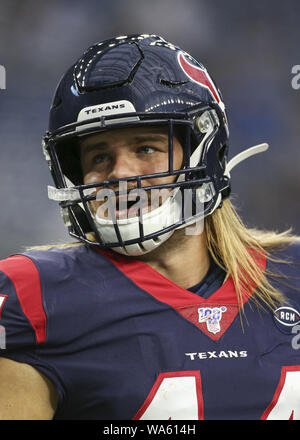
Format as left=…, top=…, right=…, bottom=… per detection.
left=80, top=126, right=183, bottom=219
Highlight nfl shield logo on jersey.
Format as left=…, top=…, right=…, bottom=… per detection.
left=198, top=306, right=227, bottom=334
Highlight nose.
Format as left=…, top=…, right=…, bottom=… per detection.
left=107, top=153, right=136, bottom=180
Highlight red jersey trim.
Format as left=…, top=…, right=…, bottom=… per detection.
left=0, top=294, right=8, bottom=319
left=261, top=365, right=300, bottom=420
left=95, top=248, right=267, bottom=308
left=0, top=255, right=47, bottom=344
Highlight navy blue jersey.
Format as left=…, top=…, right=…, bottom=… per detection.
left=0, top=243, right=300, bottom=420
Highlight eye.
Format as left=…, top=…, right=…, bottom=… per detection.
left=137, top=145, right=158, bottom=154
left=92, top=153, right=110, bottom=164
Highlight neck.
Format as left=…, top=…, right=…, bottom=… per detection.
left=136, top=228, right=210, bottom=290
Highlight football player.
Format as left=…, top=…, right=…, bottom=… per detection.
left=0, top=34, right=299, bottom=420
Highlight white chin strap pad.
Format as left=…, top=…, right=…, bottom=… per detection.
left=94, top=193, right=183, bottom=256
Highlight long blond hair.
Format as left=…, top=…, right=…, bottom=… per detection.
left=205, top=199, right=300, bottom=311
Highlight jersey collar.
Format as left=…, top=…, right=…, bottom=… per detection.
left=93, top=247, right=267, bottom=341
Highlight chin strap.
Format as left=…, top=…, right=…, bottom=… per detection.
left=194, top=142, right=269, bottom=215
left=224, top=143, right=269, bottom=177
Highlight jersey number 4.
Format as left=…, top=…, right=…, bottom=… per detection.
left=133, top=366, right=300, bottom=420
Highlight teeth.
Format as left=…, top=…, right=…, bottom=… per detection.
left=116, top=198, right=147, bottom=211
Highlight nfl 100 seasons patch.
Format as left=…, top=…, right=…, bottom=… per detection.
left=198, top=306, right=227, bottom=335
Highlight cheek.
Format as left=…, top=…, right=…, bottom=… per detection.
left=142, top=145, right=183, bottom=176
left=152, top=144, right=183, bottom=184
left=83, top=171, right=103, bottom=185
left=133, top=159, right=167, bottom=183
left=173, top=143, right=184, bottom=170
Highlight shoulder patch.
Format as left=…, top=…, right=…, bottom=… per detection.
left=273, top=302, right=300, bottom=334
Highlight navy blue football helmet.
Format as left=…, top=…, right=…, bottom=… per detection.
left=43, top=34, right=267, bottom=255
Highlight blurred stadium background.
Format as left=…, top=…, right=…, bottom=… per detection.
left=0, top=0, right=299, bottom=258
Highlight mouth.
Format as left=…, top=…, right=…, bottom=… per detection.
left=93, top=190, right=150, bottom=220
left=93, top=187, right=170, bottom=221
left=114, top=194, right=149, bottom=219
